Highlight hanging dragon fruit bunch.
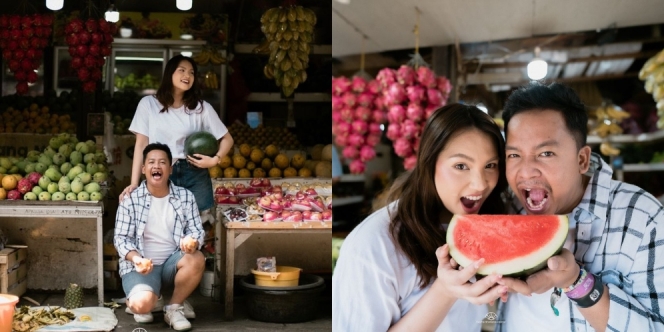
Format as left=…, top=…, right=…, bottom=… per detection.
left=377, top=65, right=452, bottom=170
left=331, top=75, right=385, bottom=174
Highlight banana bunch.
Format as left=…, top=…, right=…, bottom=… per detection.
left=600, top=141, right=621, bottom=156
left=192, top=48, right=226, bottom=66
left=204, top=71, right=219, bottom=89
left=592, top=105, right=630, bottom=138
left=260, top=5, right=317, bottom=97
left=639, top=49, right=664, bottom=128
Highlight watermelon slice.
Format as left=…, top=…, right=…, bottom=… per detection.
left=447, top=214, right=568, bottom=277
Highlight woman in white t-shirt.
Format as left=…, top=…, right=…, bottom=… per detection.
left=333, top=104, right=510, bottom=331
left=119, top=54, right=234, bottom=213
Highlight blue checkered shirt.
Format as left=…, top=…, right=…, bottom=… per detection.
left=114, top=180, right=205, bottom=277
left=496, top=153, right=664, bottom=331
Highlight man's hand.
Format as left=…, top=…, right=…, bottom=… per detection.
left=180, top=236, right=198, bottom=254
left=435, top=244, right=508, bottom=305
left=133, top=256, right=153, bottom=275
left=498, top=248, right=580, bottom=295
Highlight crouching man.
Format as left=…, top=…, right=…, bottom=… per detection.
left=114, top=143, right=205, bottom=331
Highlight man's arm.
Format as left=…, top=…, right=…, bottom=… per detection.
left=114, top=199, right=138, bottom=259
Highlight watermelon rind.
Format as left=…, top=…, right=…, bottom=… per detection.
left=184, top=131, right=218, bottom=157
left=446, top=215, right=569, bottom=278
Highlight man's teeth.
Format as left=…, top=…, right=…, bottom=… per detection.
left=526, top=197, right=547, bottom=209
left=463, top=195, right=481, bottom=201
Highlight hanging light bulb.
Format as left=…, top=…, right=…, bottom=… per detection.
left=527, top=46, right=548, bottom=80
left=176, top=0, right=192, bottom=11
left=46, top=0, right=64, bottom=10
left=105, top=3, right=120, bottom=23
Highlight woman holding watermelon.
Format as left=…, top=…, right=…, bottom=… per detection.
left=120, top=54, right=234, bottom=216
left=333, top=104, right=510, bottom=331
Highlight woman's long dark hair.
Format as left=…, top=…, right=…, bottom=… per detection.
left=155, top=54, right=204, bottom=114
left=387, top=104, right=508, bottom=288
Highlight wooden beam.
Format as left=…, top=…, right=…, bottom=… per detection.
left=464, top=50, right=658, bottom=69
left=464, top=72, right=639, bottom=87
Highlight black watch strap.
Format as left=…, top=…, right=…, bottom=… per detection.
left=570, top=274, right=605, bottom=308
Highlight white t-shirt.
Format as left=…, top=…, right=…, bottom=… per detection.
left=333, top=205, right=488, bottom=332
left=501, top=214, right=579, bottom=332
left=129, top=96, right=229, bottom=163
left=143, top=195, right=177, bottom=264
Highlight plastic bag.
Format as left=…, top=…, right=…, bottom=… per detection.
left=257, top=257, right=276, bottom=272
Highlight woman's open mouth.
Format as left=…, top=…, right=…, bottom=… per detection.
left=460, top=195, right=482, bottom=213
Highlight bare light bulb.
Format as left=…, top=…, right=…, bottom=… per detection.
left=105, top=5, right=119, bottom=23
left=46, top=0, right=64, bottom=10
left=527, top=47, right=548, bottom=80
left=176, top=0, right=192, bottom=11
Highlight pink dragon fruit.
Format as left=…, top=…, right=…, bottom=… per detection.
left=357, top=93, right=374, bottom=108
left=355, top=106, right=372, bottom=121
left=348, top=134, right=365, bottom=147
left=406, top=103, right=424, bottom=122
left=335, top=121, right=352, bottom=136
left=27, top=172, right=41, bottom=185
left=340, top=108, right=354, bottom=122
left=396, top=65, right=416, bottom=86
left=7, top=189, right=22, bottom=200
left=368, top=122, right=382, bottom=134
left=425, top=104, right=439, bottom=119
left=332, top=96, right=344, bottom=111
left=394, top=138, right=413, bottom=157
left=374, top=96, right=385, bottom=110
left=385, top=83, right=406, bottom=106
left=332, top=109, right=343, bottom=123
left=401, top=119, right=420, bottom=139
left=413, top=137, right=421, bottom=152
left=351, top=76, right=367, bottom=93
left=376, top=68, right=397, bottom=87
left=335, top=135, right=349, bottom=147
left=387, top=105, right=406, bottom=123
left=372, top=109, right=386, bottom=123
left=367, top=79, right=381, bottom=94
left=342, top=92, right=357, bottom=108
left=349, top=159, right=366, bottom=174
left=386, top=123, right=402, bottom=141
left=366, top=134, right=382, bottom=146
left=342, top=146, right=359, bottom=159
left=436, top=76, right=452, bottom=95
left=427, top=88, right=443, bottom=107
left=17, top=178, right=33, bottom=194
left=417, top=66, right=437, bottom=88
left=333, top=77, right=352, bottom=95
left=359, top=145, right=376, bottom=162
left=351, top=120, right=369, bottom=135
left=403, top=155, right=418, bottom=170
left=406, top=85, right=425, bottom=104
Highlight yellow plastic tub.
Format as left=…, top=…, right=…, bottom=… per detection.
left=251, top=266, right=302, bottom=287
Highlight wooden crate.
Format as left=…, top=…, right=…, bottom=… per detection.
left=0, top=246, right=28, bottom=296
left=103, top=243, right=120, bottom=290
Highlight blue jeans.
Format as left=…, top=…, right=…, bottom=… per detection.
left=122, top=250, right=182, bottom=299
left=170, top=159, right=214, bottom=212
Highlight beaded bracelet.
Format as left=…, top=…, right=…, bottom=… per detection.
left=563, top=266, right=588, bottom=293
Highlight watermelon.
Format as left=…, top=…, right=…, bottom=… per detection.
left=184, top=131, right=218, bottom=157
left=447, top=214, right=568, bottom=277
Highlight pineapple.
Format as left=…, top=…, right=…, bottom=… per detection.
left=64, top=283, right=84, bottom=309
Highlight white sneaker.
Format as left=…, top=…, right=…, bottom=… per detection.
left=126, top=296, right=164, bottom=314
left=164, top=304, right=192, bottom=331
left=133, top=313, right=154, bottom=323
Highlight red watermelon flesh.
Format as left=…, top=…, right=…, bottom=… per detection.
left=447, top=214, right=568, bottom=277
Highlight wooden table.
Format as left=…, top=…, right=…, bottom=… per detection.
left=217, top=221, right=331, bottom=320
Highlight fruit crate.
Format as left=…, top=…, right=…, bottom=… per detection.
left=103, top=243, right=120, bottom=291
left=0, top=245, right=28, bottom=297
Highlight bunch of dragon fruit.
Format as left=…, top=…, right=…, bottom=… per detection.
left=331, top=75, right=385, bottom=174
left=376, top=65, right=452, bottom=170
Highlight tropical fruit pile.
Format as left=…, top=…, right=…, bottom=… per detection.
left=260, top=5, right=317, bottom=97
left=227, top=122, right=301, bottom=149
left=0, top=14, right=54, bottom=95
left=0, top=133, right=108, bottom=201
left=64, top=18, right=116, bottom=93
left=192, top=47, right=226, bottom=66
left=639, top=49, right=664, bottom=129
left=208, top=143, right=333, bottom=179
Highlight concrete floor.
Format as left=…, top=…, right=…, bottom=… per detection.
left=17, top=288, right=332, bottom=331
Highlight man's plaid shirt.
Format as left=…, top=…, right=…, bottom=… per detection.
left=497, top=153, right=664, bottom=331
left=114, top=180, right=205, bottom=276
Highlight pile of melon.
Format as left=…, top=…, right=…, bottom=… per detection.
left=208, top=143, right=333, bottom=179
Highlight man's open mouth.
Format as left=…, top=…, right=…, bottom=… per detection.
left=151, top=170, right=163, bottom=180
left=522, top=187, right=549, bottom=212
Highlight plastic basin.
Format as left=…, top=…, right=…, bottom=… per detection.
left=250, top=266, right=301, bottom=287
left=0, top=294, right=18, bottom=332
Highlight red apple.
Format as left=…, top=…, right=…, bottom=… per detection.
left=261, top=178, right=272, bottom=187
left=235, top=183, right=246, bottom=189
left=228, top=196, right=239, bottom=204
left=250, top=178, right=262, bottom=187
left=270, top=201, right=283, bottom=212
left=302, top=210, right=312, bottom=219
left=281, top=211, right=292, bottom=219
left=310, top=199, right=325, bottom=212
left=310, top=212, right=323, bottom=221
left=283, top=200, right=292, bottom=209
left=322, top=210, right=332, bottom=221
left=305, top=188, right=317, bottom=196
left=259, top=196, right=272, bottom=208
left=295, top=191, right=306, bottom=200
left=215, top=187, right=230, bottom=195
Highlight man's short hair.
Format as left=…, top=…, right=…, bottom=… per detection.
left=143, top=143, right=172, bottom=164
left=502, top=83, right=588, bottom=148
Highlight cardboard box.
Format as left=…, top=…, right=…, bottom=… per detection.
left=0, top=246, right=28, bottom=296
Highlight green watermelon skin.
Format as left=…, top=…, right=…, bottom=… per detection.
left=184, top=131, right=218, bottom=157
left=447, top=214, right=568, bottom=278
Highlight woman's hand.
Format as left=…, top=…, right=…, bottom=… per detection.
left=435, top=244, right=508, bottom=305
left=119, top=184, right=138, bottom=201
left=186, top=154, right=218, bottom=169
